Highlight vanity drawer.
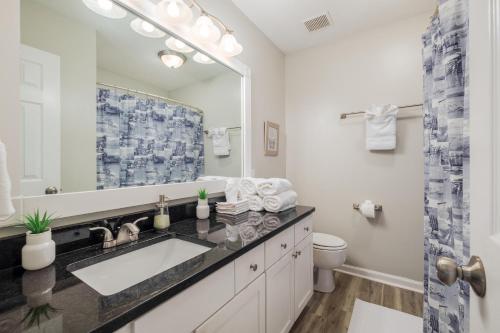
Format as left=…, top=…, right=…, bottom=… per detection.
left=235, top=244, right=265, bottom=293
left=294, top=215, right=313, bottom=245
left=265, top=227, right=294, bottom=269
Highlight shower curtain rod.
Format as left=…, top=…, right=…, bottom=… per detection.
left=339, top=103, right=423, bottom=119
left=97, top=82, right=204, bottom=114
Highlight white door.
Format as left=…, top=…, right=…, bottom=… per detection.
left=20, top=44, right=61, bottom=196
left=468, top=1, right=500, bottom=332
left=266, top=251, right=295, bottom=333
left=293, top=233, right=314, bottom=321
left=195, top=274, right=266, bottom=333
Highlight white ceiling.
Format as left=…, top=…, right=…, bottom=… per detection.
left=231, top=0, right=436, bottom=53
left=33, top=0, right=235, bottom=92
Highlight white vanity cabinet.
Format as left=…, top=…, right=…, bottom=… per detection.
left=265, top=226, right=314, bottom=333
left=114, top=214, right=314, bottom=333
left=194, top=274, right=266, bottom=333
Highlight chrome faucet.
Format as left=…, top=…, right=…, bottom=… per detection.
left=90, top=217, right=149, bottom=249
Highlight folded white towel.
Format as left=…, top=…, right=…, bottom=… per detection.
left=263, top=190, right=298, bottom=213
left=240, top=178, right=266, bottom=196
left=248, top=195, right=264, bottom=212
left=0, top=141, right=15, bottom=221
left=365, top=104, right=399, bottom=150
left=216, top=199, right=249, bottom=215
left=208, top=127, right=231, bottom=156
left=257, top=178, right=292, bottom=197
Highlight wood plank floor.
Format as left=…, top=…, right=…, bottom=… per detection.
left=290, top=272, right=423, bottom=333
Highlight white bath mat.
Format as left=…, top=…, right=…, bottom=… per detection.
left=347, top=299, right=422, bottom=333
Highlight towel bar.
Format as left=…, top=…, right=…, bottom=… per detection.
left=352, top=203, right=383, bottom=211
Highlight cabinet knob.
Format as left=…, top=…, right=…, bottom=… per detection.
left=304, top=226, right=310, bottom=232
left=250, top=264, right=258, bottom=271
left=297, top=250, right=302, bottom=256
left=281, top=243, right=287, bottom=249
left=292, top=252, right=298, bottom=259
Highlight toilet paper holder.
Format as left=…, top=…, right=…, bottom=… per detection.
left=353, top=203, right=383, bottom=211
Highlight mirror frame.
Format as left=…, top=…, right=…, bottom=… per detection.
left=6, top=0, right=252, bottom=224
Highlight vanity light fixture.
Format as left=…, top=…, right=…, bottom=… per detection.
left=158, top=50, right=187, bottom=69
left=193, top=52, right=215, bottom=65
left=81, top=0, right=127, bottom=19
left=130, top=18, right=166, bottom=38
left=165, top=37, right=194, bottom=53
left=191, top=14, right=221, bottom=43
left=157, top=0, right=193, bottom=25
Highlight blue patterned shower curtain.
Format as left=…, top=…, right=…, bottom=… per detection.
left=96, top=87, right=204, bottom=189
left=423, top=0, right=469, bottom=332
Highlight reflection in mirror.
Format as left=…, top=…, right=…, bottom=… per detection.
left=20, top=0, right=242, bottom=196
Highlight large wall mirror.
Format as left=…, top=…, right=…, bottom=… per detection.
left=19, top=0, right=243, bottom=197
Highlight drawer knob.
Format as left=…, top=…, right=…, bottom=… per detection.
left=297, top=250, right=302, bottom=256
left=304, top=227, right=310, bottom=232
left=250, top=264, right=258, bottom=271
left=281, top=243, right=287, bottom=249
left=292, top=252, right=298, bottom=259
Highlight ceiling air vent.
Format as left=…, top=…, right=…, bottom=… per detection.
left=303, top=13, right=332, bottom=32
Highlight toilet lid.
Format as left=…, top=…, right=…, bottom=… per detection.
left=313, top=233, right=347, bottom=249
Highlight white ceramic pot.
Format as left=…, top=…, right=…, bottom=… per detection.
left=22, top=229, right=56, bottom=271
left=196, top=198, right=210, bottom=219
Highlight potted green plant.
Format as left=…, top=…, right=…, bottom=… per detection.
left=196, top=188, right=210, bottom=219
left=21, top=210, right=56, bottom=270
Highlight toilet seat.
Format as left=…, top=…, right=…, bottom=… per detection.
left=313, top=233, right=347, bottom=251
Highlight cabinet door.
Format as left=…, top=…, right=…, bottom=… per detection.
left=266, top=251, right=294, bottom=333
left=293, top=233, right=313, bottom=321
left=195, top=274, right=266, bottom=333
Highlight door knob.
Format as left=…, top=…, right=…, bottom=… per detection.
left=45, top=186, right=58, bottom=195
left=436, top=255, right=486, bottom=297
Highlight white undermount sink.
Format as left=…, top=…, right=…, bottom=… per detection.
left=71, top=238, right=211, bottom=296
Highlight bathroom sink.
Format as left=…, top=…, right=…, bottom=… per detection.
left=71, top=238, right=211, bottom=296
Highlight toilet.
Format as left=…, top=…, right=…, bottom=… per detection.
left=313, top=232, right=347, bottom=293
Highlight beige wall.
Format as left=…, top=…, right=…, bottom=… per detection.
left=21, top=0, right=97, bottom=193
left=169, top=73, right=242, bottom=177
left=198, top=0, right=286, bottom=178
left=97, top=68, right=171, bottom=97
left=285, top=14, right=428, bottom=281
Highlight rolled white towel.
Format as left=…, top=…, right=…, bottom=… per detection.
left=263, top=190, right=298, bottom=213
left=257, top=178, right=292, bottom=197
left=248, top=195, right=264, bottom=212
left=240, top=178, right=265, bottom=196
left=0, top=141, right=15, bottom=221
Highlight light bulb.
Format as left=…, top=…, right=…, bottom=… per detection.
left=167, top=0, right=181, bottom=18
left=97, top=0, right=112, bottom=11
left=193, top=15, right=220, bottom=43
left=221, top=33, right=236, bottom=53
left=219, top=33, right=243, bottom=57
left=141, top=21, right=155, bottom=33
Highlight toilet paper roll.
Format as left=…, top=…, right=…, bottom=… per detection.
left=360, top=200, right=376, bottom=219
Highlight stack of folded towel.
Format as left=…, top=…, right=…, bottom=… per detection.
left=216, top=199, right=249, bottom=215
left=237, top=177, right=298, bottom=213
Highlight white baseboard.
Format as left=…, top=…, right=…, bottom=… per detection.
left=335, top=264, right=424, bottom=294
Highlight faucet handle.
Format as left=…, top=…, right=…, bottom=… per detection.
left=133, top=216, right=149, bottom=227
left=89, top=227, right=116, bottom=248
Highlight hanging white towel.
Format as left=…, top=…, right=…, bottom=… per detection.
left=0, top=141, right=15, bottom=221
left=365, top=104, right=399, bottom=150
left=263, top=190, right=298, bottom=213
left=256, top=178, right=292, bottom=197
left=208, top=127, right=231, bottom=156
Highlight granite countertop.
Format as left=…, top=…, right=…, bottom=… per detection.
left=0, top=206, right=314, bottom=333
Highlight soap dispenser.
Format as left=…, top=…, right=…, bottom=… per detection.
left=154, top=195, right=170, bottom=231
